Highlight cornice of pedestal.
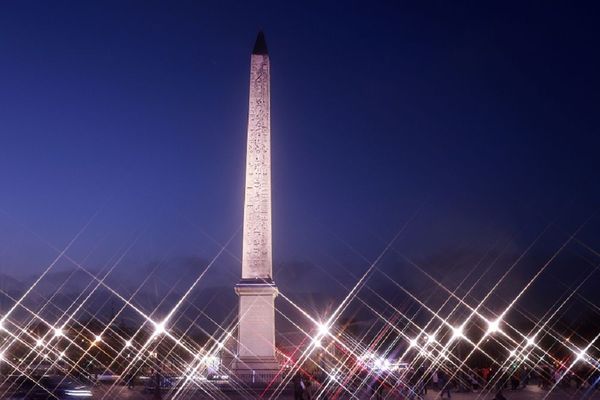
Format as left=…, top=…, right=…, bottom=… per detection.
left=235, top=280, right=279, bottom=297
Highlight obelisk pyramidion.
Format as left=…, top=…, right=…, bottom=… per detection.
left=234, top=31, right=279, bottom=378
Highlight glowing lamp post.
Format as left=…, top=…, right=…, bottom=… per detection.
left=153, top=321, right=167, bottom=338
left=317, top=322, right=330, bottom=337
left=426, top=333, right=436, bottom=344
left=487, top=319, right=500, bottom=334
left=311, top=321, right=331, bottom=350
left=575, top=349, right=587, bottom=362
left=451, top=325, right=464, bottom=341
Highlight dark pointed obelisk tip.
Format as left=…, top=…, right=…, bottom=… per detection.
left=252, top=31, right=268, bottom=55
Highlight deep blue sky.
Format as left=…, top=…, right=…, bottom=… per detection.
left=0, top=1, right=598, bottom=296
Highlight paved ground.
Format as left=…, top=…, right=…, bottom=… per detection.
left=92, top=384, right=600, bottom=399
left=421, top=386, right=600, bottom=400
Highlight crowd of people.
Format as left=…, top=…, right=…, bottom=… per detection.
left=403, top=362, right=600, bottom=398
left=290, top=361, right=600, bottom=400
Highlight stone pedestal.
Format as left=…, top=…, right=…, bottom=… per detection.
left=233, top=281, right=280, bottom=381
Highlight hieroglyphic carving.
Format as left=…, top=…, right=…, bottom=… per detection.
left=242, top=53, right=273, bottom=280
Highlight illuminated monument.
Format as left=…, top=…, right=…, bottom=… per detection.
left=234, top=31, right=279, bottom=378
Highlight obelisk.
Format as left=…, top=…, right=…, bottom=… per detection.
left=234, top=31, right=279, bottom=379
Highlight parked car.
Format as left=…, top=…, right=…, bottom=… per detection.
left=94, top=369, right=119, bottom=383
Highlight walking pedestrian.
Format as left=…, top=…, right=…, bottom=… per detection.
left=432, top=369, right=439, bottom=390
left=128, top=370, right=136, bottom=389
left=293, top=372, right=305, bottom=400
left=438, top=370, right=451, bottom=398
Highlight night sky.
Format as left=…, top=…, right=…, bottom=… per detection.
left=0, top=2, right=598, bottom=309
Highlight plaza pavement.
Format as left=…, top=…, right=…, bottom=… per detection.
left=92, top=384, right=600, bottom=400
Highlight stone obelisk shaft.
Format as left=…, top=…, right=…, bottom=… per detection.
left=242, top=32, right=272, bottom=281
left=234, top=32, right=279, bottom=380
